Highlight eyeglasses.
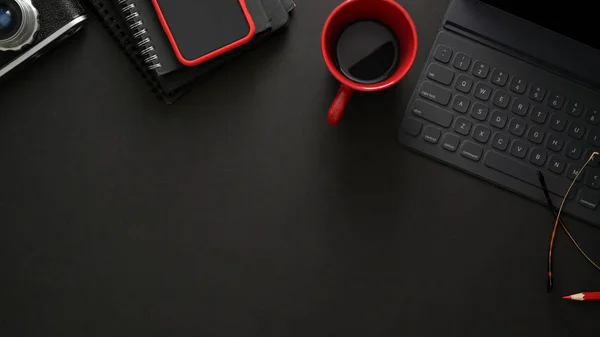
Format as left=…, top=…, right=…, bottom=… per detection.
left=538, top=151, right=599, bottom=293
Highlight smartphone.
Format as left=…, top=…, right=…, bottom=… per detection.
left=152, top=0, right=255, bottom=67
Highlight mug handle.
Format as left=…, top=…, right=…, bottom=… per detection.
left=327, top=85, right=354, bottom=125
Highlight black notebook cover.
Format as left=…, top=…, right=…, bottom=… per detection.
left=116, top=0, right=273, bottom=77
left=86, top=0, right=294, bottom=103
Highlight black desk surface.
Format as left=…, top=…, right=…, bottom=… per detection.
left=1, top=1, right=599, bottom=336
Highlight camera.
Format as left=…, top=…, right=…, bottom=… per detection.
left=0, top=0, right=87, bottom=79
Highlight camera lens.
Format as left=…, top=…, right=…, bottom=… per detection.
left=0, top=0, right=38, bottom=51
left=0, top=4, right=18, bottom=38
left=0, top=6, right=13, bottom=30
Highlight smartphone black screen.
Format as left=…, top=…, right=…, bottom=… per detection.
left=154, top=0, right=252, bottom=64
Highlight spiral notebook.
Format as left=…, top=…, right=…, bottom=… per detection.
left=86, top=0, right=294, bottom=103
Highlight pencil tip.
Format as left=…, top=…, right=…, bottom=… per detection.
left=563, top=295, right=571, bottom=299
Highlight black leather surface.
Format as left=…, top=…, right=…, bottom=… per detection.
left=0, top=1, right=599, bottom=336
left=34, top=0, right=86, bottom=34
left=28, top=0, right=87, bottom=46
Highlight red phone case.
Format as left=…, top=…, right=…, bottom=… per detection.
left=151, top=0, right=256, bottom=67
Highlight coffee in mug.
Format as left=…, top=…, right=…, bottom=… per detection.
left=334, top=19, right=400, bottom=84
left=321, top=0, right=418, bottom=125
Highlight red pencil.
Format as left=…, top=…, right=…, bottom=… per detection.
left=563, top=292, right=600, bottom=301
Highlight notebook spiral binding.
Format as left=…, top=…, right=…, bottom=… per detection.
left=117, top=0, right=162, bottom=71
left=87, top=0, right=174, bottom=102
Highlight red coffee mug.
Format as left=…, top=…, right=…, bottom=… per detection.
left=321, top=0, right=418, bottom=125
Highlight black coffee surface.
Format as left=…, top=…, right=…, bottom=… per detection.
left=334, top=20, right=400, bottom=84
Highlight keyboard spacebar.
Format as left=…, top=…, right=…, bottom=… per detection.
left=484, top=151, right=572, bottom=198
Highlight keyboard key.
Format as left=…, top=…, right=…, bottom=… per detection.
left=423, top=125, right=442, bottom=144
left=470, top=102, right=489, bottom=121
left=434, top=45, right=453, bottom=63
left=455, top=75, right=473, bottom=93
left=460, top=141, right=483, bottom=161
left=427, top=63, right=455, bottom=86
left=585, top=150, right=599, bottom=167
left=549, top=113, right=568, bottom=132
left=411, top=99, right=454, bottom=128
left=490, top=69, right=508, bottom=86
left=530, top=148, right=547, bottom=166
left=490, top=110, right=508, bottom=129
left=547, top=92, right=565, bottom=109
left=492, top=91, right=511, bottom=108
left=484, top=151, right=572, bottom=198
left=509, top=77, right=527, bottom=94
left=472, top=60, right=490, bottom=78
left=529, top=84, right=546, bottom=102
left=419, top=82, right=452, bottom=106
left=474, top=82, right=492, bottom=101
left=548, top=156, right=566, bottom=174
left=587, top=128, right=600, bottom=146
left=568, top=122, right=586, bottom=140
left=586, top=169, right=599, bottom=189
left=492, top=132, right=509, bottom=151
left=530, top=106, right=548, bottom=124
left=454, top=117, right=472, bottom=135
left=566, top=100, right=583, bottom=117
left=473, top=125, right=491, bottom=143
left=452, top=95, right=470, bottom=113
left=567, top=163, right=584, bottom=182
left=403, top=45, right=600, bottom=225
left=565, top=141, right=583, bottom=160
left=547, top=134, right=564, bottom=152
left=510, top=140, right=529, bottom=159
left=453, top=52, right=471, bottom=71
left=442, top=133, right=460, bottom=152
left=585, top=107, right=599, bottom=125
left=402, top=118, right=423, bottom=136
left=527, top=127, right=545, bottom=144
left=578, top=189, right=599, bottom=210
left=511, top=98, right=529, bottom=116
left=508, top=118, right=527, bottom=137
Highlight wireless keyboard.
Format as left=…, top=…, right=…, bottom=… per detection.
left=398, top=31, right=600, bottom=227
